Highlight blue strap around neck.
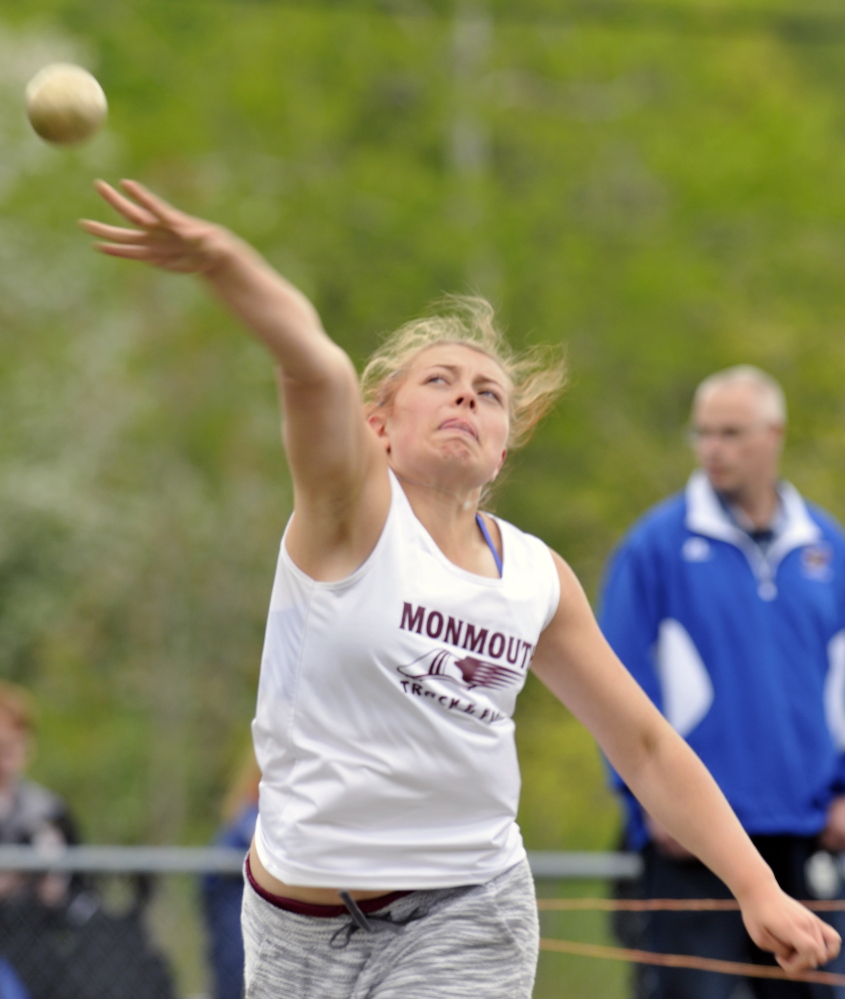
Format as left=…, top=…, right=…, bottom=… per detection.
left=475, top=513, right=503, bottom=578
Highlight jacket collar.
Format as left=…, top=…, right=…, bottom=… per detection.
left=684, top=469, right=820, bottom=557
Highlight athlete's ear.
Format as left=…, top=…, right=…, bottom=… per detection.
left=366, top=408, right=392, bottom=454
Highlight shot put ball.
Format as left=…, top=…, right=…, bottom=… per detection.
left=25, top=63, right=107, bottom=145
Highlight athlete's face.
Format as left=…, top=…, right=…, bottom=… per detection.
left=370, top=344, right=511, bottom=490
left=690, top=384, right=782, bottom=498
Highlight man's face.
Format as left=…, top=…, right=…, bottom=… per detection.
left=690, top=384, right=782, bottom=498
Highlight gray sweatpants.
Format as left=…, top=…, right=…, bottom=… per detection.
left=241, top=859, right=539, bottom=999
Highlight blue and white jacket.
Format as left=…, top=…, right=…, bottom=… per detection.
left=599, top=470, right=845, bottom=850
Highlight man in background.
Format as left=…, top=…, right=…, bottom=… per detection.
left=600, top=365, right=845, bottom=999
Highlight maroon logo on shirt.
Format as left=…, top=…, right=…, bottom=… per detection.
left=396, top=602, right=530, bottom=724
left=398, top=602, right=535, bottom=670
left=397, top=649, right=522, bottom=692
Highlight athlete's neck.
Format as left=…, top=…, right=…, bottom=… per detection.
left=392, top=470, right=478, bottom=513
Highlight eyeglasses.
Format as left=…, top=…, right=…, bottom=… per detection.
left=686, top=424, right=768, bottom=445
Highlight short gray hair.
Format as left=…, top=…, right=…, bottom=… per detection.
left=693, top=365, right=786, bottom=426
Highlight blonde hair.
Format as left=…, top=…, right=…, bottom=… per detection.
left=361, top=297, right=567, bottom=450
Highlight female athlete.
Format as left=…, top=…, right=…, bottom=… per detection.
left=81, top=180, right=840, bottom=999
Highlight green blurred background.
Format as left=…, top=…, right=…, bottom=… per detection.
left=4, top=0, right=845, bottom=992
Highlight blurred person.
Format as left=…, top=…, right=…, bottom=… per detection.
left=600, top=366, right=845, bottom=999
left=202, top=749, right=260, bottom=999
left=81, top=182, right=839, bottom=999
left=0, top=681, right=78, bottom=905
left=0, top=693, right=175, bottom=999
left=0, top=683, right=75, bottom=999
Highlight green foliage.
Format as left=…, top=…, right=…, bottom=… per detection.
left=2, top=0, right=845, bottom=857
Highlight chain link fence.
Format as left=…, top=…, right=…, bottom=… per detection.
left=0, top=847, right=639, bottom=999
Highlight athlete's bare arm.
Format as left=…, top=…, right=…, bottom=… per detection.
left=81, top=180, right=389, bottom=579
left=530, top=550, right=840, bottom=976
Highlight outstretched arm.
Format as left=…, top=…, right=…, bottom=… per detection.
left=82, top=180, right=337, bottom=376
left=81, top=180, right=389, bottom=577
left=531, top=551, right=841, bottom=976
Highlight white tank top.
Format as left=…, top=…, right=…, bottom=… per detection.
left=252, top=470, right=560, bottom=890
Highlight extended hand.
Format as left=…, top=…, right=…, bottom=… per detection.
left=80, top=179, right=230, bottom=274
left=742, top=884, right=841, bottom=976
